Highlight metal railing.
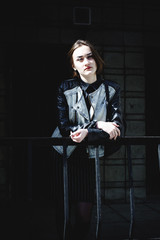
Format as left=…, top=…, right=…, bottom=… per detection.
left=0, top=136, right=160, bottom=240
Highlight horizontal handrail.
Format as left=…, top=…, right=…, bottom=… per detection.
left=0, top=136, right=160, bottom=145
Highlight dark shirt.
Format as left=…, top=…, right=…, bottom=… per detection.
left=79, top=76, right=103, bottom=111
left=79, top=76, right=103, bottom=94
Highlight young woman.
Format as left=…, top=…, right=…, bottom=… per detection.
left=53, top=39, right=123, bottom=240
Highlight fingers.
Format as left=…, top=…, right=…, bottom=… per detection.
left=70, top=131, right=81, bottom=142
left=70, top=132, right=80, bottom=137
left=70, top=129, right=88, bottom=143
left=112, top=122, right=119, bottom=128
left=116, top=127, right=121, bottom=136
left=109, top=126, right=120, bottom=140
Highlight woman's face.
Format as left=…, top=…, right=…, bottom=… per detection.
left=72, top=45, right=97, bottom=81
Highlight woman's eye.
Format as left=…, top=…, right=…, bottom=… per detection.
left=76, top=55, right=93, bottom=62
left=87, top=55, right=93, bottom=59
left=77, top=57, right=83, bottom=61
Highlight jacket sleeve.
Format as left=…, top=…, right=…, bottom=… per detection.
left=87, top=128, right=110, bottom=142
left=57, top=82, right=85, bottom=137
left=107, top=83, right=123, bottom=132
left=56, top=83, right=73, bottom=136
left=87, top=83, right=123, bottom=142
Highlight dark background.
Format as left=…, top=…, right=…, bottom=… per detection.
left=0, top=0, right=160, bottom=203
left=0, top=2, right=160, bottom=240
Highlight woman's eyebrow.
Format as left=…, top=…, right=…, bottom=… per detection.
left=76, top=52, right=92, bottom=59
left=76, top=55, right=83, bottom=59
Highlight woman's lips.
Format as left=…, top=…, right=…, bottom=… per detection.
left=85, top=66, right=91, bottom=70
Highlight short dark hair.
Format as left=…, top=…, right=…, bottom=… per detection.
left=67, top=39, right=105, bottom=78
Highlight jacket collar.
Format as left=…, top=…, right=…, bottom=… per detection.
left=78, top=75, right=103, bottom=92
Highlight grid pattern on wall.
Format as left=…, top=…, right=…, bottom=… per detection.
left=98, top=44, right=146, bottom=203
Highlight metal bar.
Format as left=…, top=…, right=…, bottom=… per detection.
left=158, top=144, right=160, bottom=171
left=63, top=143, right=69, bottom=240
left=127, top=144, right=135, bottom=239
left=1, top=136, right=160, bottom=146
left=95, top=146, right=101, bottom=240
left=27, top=140, right=32, bottom=202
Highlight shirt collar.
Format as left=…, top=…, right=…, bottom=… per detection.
left=79, top=75, right=103, bottom=92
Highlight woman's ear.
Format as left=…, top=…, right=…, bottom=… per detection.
left=72, top=64, right=76, bottom=71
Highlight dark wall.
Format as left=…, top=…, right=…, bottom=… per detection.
left=11, top=44, right=70, bottom=137
left=145, top=47, right=160, bottom=195
left=145, top=47, right=160, bottom=136
left=9, top=44, right=71, bottom=202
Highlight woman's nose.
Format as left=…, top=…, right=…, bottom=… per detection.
left=84, top=57, right=89, bottom=64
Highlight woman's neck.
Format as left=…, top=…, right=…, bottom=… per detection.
left=80, top=74, right=97, bottom=84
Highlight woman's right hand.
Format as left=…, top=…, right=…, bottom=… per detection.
left=70, top=129, right=88, bottom=143
left=96, top=121, right=120, bottom=140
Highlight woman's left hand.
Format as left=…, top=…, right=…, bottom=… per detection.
left=70, top=129, right=88, bottom=143
left=96, top=121, right=121, bottom=140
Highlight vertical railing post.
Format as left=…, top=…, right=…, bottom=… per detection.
left=158, top=144, right=160, bottom=171
left=127, top=144, right=135, bottom=239
left=95, top=146, right=101, bottom=240
left=63, top=142, right=69, bottom=240
left=27, top=140, right=32, bottom=202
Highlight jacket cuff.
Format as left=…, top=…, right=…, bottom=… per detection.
left=87, top=128, right=110, bottom=143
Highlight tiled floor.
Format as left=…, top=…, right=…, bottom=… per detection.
left=1, top=198, right=160, bottom=240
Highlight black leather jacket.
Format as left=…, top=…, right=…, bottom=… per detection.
left=56, top=77, right=123, bottom=144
